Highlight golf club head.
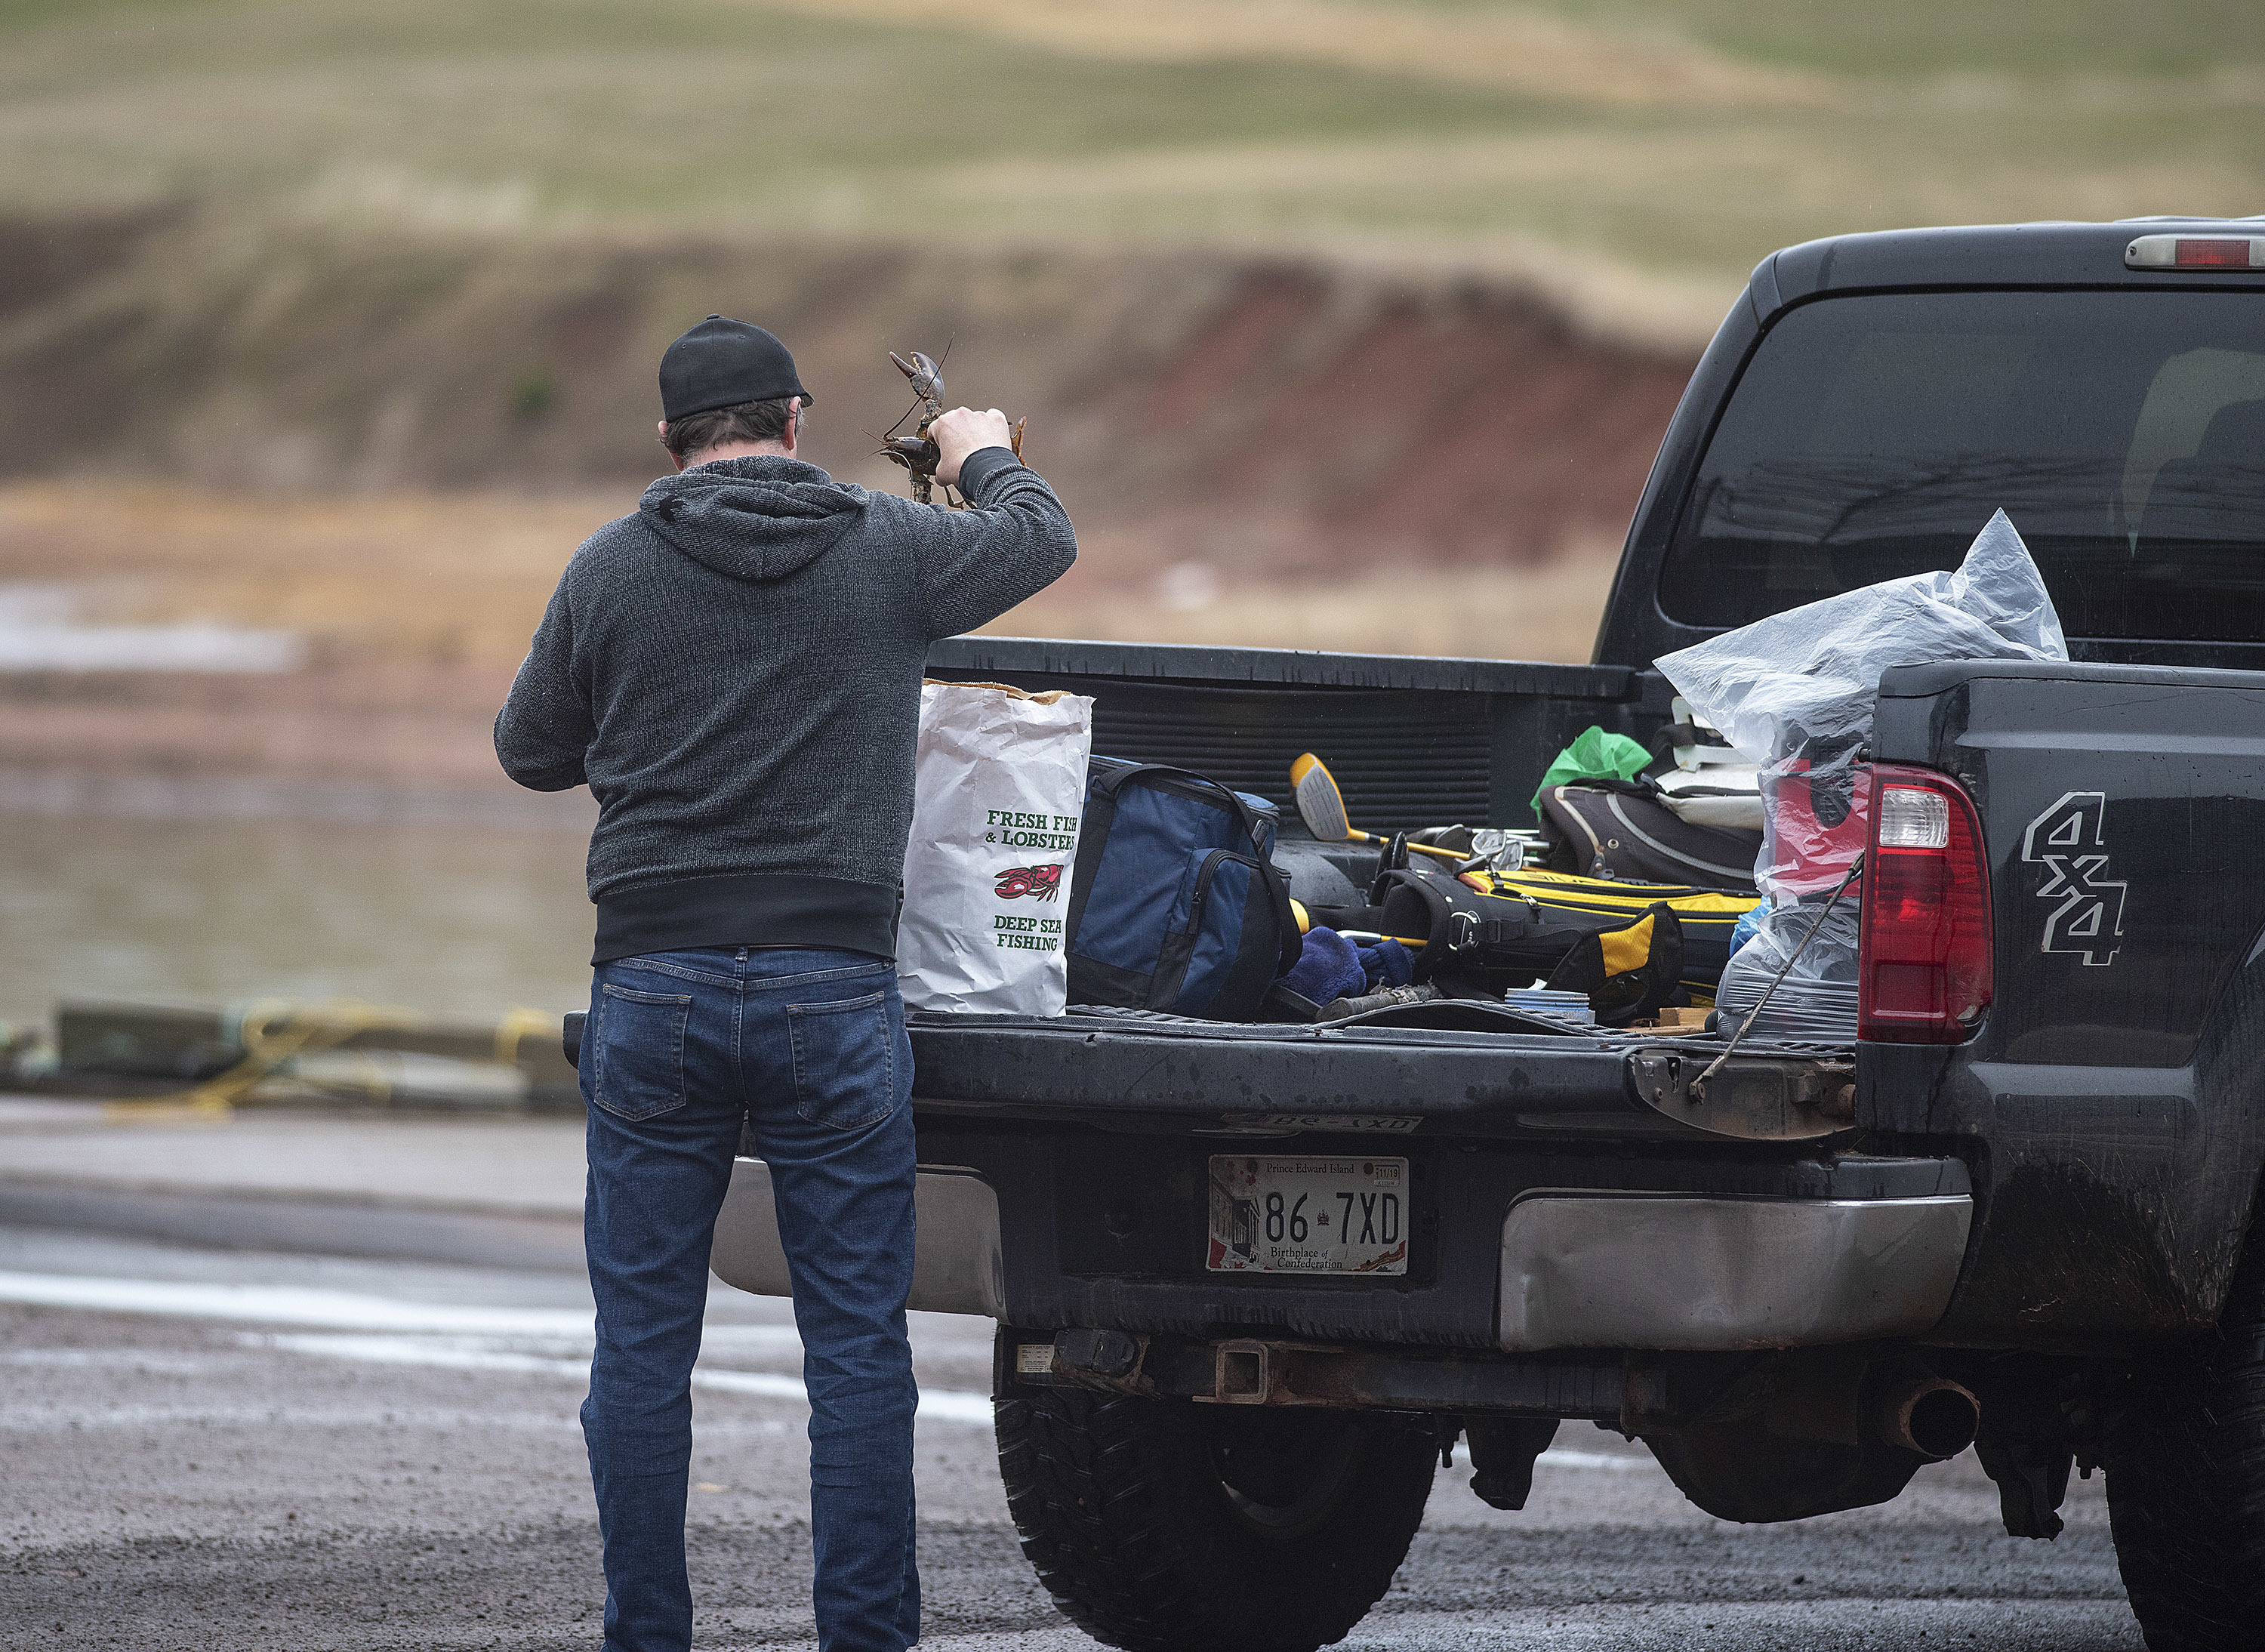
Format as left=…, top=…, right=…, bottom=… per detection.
left=1290, top=753, right=1351, bottom=843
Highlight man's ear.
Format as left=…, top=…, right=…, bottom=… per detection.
left=658, top=419, right=687, bottom=472
left=784, top=399, right=802, bottom=456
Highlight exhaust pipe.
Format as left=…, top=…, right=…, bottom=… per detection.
left=1872, top=1373, right=1980, bottom=1459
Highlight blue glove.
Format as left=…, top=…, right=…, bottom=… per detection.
left=1357, top=936, right=1413, bottom=992
left=1277, top=927, right=1366, bottom=1006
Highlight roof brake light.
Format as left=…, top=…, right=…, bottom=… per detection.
left=2126, top=233, right=2265, bottom=270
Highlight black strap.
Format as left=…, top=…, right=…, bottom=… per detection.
left=1376, top=868, right=1548, bottom=979
left=1373, top=868, right=1453, bottom=976
left=1444, top=912, right=1527, bottom=951
left=1552, top=774, right=1661, bottom=800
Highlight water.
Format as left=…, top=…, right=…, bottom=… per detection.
left=0, top=584, right=304, bottom=673
left=0, top=812, right=596, bottom=1038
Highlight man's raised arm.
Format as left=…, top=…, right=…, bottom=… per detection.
left=914, top=405, right=1078, bottom=640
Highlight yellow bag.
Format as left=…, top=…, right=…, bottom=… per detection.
left=1459, top=868, right=1761, bottom=1004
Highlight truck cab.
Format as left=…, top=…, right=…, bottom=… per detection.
left=707, top=217, right=2265, bottom=1652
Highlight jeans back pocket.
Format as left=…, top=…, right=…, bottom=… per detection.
left=593, top=983, right=692, bottom=1120
left=787, top=990, right=899, bottom=1130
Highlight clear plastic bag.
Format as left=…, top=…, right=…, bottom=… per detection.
left=1656, top=510, right=2065, bottom=767
left=1713, top=900, right=1861, bottom=1039
left=1658, top=510, right=2067, bottom=1039
left=1656, top=509, right=2066, bottom=902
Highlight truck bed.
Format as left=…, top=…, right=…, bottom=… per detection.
left=909, top=633, right=1845, bottom=1148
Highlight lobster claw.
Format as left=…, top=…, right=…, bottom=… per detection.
left=889, top=350, right=945, bottom=404
left=878, top=435, right=940, bottom=475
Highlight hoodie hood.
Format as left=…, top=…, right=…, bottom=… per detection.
left=637, top=456, right=869, bottom=582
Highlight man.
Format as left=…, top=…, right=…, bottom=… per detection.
left=495, top=314, right=1076, bottom=1652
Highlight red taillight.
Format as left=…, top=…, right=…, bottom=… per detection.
left=1859, top=766, right=1992, bottom=1044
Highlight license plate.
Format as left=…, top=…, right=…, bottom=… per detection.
left=1206, top=1155, right=1409, bottom=1274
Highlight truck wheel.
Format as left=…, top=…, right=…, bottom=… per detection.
left=995, top=1382, right=1435, bottom=1652
left=2105, top=1237, right=2265, bottom=1651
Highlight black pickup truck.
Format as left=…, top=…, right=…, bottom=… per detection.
left=708, top=217, right=2265, bottom=1652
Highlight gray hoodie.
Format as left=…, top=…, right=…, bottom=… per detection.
left=495, top=446, right=1076, bottom=962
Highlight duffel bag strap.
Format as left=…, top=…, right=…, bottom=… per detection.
left=1087, top=763, right=1276, bottom=849
left=1438, top=880, right=1542, bottom=954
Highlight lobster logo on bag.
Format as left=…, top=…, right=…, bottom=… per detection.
left=995, top=863, right=1064, bottom=901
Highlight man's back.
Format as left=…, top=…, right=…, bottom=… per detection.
left=496, top=445, right=1076, bottom=963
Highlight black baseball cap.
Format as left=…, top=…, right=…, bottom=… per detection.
left=658, top=315, right=813, bottom=421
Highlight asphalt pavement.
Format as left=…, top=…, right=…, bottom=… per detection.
left=0, top=1099, right=2146, bottom=1651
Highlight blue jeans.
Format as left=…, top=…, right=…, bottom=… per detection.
left=579, top=946, right=919, bottom=1652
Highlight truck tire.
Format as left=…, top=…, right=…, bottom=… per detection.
left=995, top=1382, right=1435, bottom=1652
left=2105, top=1237, right=2265, bottom=1651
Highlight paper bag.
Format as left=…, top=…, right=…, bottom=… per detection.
left=897, top=680, right=1095, bottom=1015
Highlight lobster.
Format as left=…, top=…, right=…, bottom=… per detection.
left=876, top=347, right=1027, bottom=507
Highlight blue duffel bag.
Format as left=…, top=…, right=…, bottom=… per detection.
left=1065, top=758, right=1304, bottom=1019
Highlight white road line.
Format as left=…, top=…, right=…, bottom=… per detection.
left=257, top=1332, right=997, bottom=1424
left=255, top=1331, right=590, bottom=1380
left=0, top=1270, right=599, bottom=1334
left=0, top=1269, right=805, bottom=1344
left=0, top=1401, right=586, bottom=1431
left=0, top=1346, right=217, bottom=1373
left=700, top=1323, right=809, bottom=1349
left=0, top=1271, right=993, bottom=1422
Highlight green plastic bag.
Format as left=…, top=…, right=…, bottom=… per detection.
left=1529, top=726, right=1651, bottom=818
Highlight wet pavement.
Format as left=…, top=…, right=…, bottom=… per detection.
left=0, top=1102, right=2145, bottom=1651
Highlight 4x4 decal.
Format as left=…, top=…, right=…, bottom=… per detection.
left=2020, top=791, right=2125, bottom=966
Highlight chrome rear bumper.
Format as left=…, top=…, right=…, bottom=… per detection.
left=708, top=1159, right=1005, bottom=1319
left=1498, top=1191, right=1973, bottom=1351
left=710, top=1160, right=1974, bottom=1354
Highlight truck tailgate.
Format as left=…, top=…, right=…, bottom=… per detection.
left=910, top=1012, right=1844, bottom=1143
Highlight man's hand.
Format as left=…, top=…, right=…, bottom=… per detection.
left=931, top=407, right=1015, bottom=489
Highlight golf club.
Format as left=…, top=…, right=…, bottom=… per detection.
left=1290, top=754, right=1464, bottom=861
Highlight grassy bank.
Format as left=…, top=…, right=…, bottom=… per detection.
left=2, top=0, right=2260, bottom=343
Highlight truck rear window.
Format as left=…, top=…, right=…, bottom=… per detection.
left=1659, top=290, right=2265, bottom=641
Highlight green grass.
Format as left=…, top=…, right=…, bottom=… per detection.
left=1392, top=0, right=2265, bottom=77
left=3, top=0, right=2263, bottom=332
left=0, top=0, right=1558, bottom=205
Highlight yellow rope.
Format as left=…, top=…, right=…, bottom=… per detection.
left=492, top=1006, right=554, bottom=1068
left=103, top=998, right=418, bottom=1123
